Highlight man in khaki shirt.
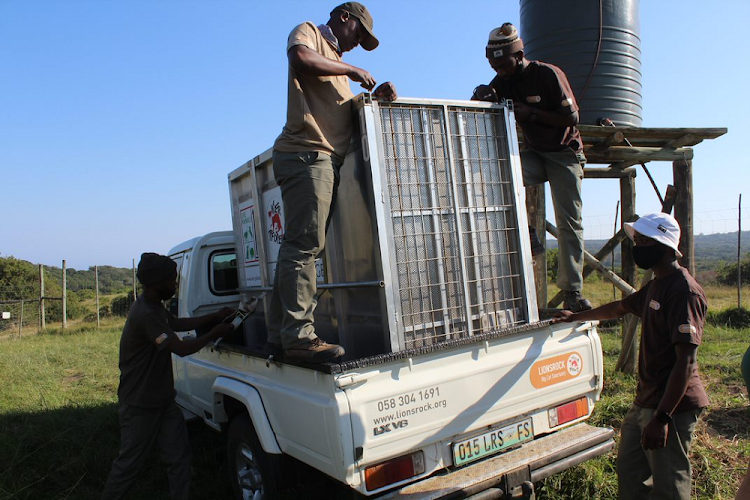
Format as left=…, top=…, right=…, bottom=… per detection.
left=268, top=2, right=396, bottom=362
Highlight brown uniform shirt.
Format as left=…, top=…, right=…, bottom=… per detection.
left=490, top=60, right=583, bottom=153
left=621, top=267, right=710, bottom=412
left=274, top=22, right=355, bottom=161
left=117, top=297, right=179, bottom=408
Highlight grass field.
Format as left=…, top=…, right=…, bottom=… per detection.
left=1, top=285, right=748, bottom=499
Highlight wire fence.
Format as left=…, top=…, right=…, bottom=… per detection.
left=0, top=263, right=139, bottom=339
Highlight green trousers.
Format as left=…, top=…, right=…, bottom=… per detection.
left=617, top=404, right=702, bottom=500
left=267, top=150, right=341, bottom=348
left=521, top=147, right=585, bottom=292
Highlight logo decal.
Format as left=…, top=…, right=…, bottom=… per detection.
left=493, top=49, right=504, bottom=58
left=561, top=98, right=573, bottom=107
left=526, top=95, right=541, bottom=103
left=374, top=419, right=409, bottom=436
left=155, top=333, right=168, bottom=345
left=567, top=353, right=582, bottom=376
left=649, top=300, right=661, bottom=310
left=268, top=200, right=284, bottom=245
left=530, top=352, right=583, bottom=388
left=678, top=324, right=697, bottom=335
left=657, top=224, right=668, bottom=233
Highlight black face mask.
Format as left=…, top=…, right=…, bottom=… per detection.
left=632, top=244, right=668, bottom=270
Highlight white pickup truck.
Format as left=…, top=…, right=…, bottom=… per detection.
left=168, top=96, right=614, bottom=499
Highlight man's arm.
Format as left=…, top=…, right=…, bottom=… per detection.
left=641, top=342, right=698, bottom=450
left=167, top=322, right=235, bottom=358
left=513, top=102, right=579, bottom=128
left=552, top=300, right=629, bottom=323
left=171, top=307, right=233, bottom=332
left=289, top=45, right=376, bottom=90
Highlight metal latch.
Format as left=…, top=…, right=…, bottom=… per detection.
left=335, top=373, right=371, bottom=389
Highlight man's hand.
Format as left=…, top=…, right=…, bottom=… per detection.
left=210, top=322, right=235, bottom=339
left=641, top=417, right=668, bottom=450
left=213, top=307, right=235, bottom=323
left=551, top=310, right=575, bottom=324
left=471, top=84, right=498, bottom=102
left=347, top=66, right=376, bottom=91
left=513, top=102, right=533, bottom=121
left=373, top=82, right=397, bottom=101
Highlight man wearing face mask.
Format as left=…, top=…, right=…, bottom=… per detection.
left=553, top=213, right=709, bottom=500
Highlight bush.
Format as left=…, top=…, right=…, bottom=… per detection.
left=706, top=307, right=750, bottom=328
left=715, top=254, right=750, bottom=286
left=111, top=294, right=135, bottom=316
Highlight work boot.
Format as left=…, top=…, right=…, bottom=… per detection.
left=528, top=227, right=544, bottom=256
left=563, top=291, right=593, bottom=313
left=285, top=338, right=345, bottom=363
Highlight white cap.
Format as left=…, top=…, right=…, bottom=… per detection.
left=624, top=212, right=683, bottom=258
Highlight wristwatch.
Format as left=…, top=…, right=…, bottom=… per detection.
left=654, top=410, right=673, bottom=424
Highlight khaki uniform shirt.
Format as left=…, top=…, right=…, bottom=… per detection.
left=274, top=22, right=355, bottom=161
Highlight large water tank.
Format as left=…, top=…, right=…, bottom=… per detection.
left=520, top=0, right=642, bottom=127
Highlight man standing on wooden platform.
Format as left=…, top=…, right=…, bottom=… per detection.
left=472, top=22, right=591, bottom=312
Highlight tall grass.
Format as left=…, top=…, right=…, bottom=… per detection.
left=1, top=283, right=748, bottom=499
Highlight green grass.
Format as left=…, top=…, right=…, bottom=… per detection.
left=1, top=285, right=748, bottom=499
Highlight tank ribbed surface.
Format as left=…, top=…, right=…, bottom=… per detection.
left=520, top=0, right=642, bottom=127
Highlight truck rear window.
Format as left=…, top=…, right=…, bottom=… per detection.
left=210, top=251, right=239, bottom=295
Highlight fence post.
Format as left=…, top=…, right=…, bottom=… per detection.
left=19, top=300, right=23, bottom=339
left=95, top=265, right=100, bottom=329
left=132, top=259, right=137, bottom=302
left=739, top=194, right=743, bottom=309
left=62, top=259, right=67, bottom=329
left=39, top=264, right=45, bottom=331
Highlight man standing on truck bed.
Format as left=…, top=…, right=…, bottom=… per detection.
left=101, top=253, right=234, bottom=500
left=268, top=2, right=397, bottom=362
left=554, top=213, right=709, bottom=500
left=472, top=22, right=591, bottom=313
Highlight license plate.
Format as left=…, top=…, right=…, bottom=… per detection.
left=452, top=418, right=534, bottom=467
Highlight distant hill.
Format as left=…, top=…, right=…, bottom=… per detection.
left=548, top=231, right=750, bottom=271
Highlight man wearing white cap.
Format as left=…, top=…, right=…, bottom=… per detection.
left=553, top=213, right=709, bottom=499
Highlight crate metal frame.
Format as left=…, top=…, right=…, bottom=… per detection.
left=358, top=96, right=538, bottom=351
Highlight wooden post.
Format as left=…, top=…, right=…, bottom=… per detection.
left=132, top=259, right=137, bottom=302
left=739, top=194, right=743, bottom=309
left=62, top=260, right=67, bottom=329
left=526, top=184, right=547, bottom=307
left=95, top=265, right=100, bottom=329
left=618, top=174, right=637, bottom=373
left=39, top=264, right=45, bottom=331
left=673, top=158, right=695, bottom=276
left=19, top=300, right=23, bottom=339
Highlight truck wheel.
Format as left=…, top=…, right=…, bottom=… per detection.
left=227, top=413, right=282, bottom=500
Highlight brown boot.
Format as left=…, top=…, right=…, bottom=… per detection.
left=285, top=338, right=345, bottom=363
left=563, top=291, right=592, bottom=313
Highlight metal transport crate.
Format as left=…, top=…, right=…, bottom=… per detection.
left=228, top=96, right=538, bottom=359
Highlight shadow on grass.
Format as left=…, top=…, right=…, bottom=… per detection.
left=0, top=403, right=232, bottom=500
left=704, top=405, right=750, bottom=441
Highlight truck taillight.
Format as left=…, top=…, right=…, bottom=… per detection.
left=364, top=451, right=425, bottom=491
left=548, top=397, right=589, bottom=428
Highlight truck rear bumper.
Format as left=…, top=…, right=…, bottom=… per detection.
left=377, top=423, right=615, bottom=499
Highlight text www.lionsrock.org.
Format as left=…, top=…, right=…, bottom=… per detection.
left=373, top=399, right=448, bottom=425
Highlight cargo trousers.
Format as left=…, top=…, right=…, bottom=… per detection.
left=267, top=150, right=341, bottom=348
left=521, top=147, right=585, bottom=292
left=617, top=404, right=702, bottom=500
left=101, top=402, right=191, bottom=500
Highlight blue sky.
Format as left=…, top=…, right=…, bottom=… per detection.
left=1, top=0, right=748, bottom=270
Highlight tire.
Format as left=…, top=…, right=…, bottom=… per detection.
left=227, top=413, right=282, bottom=500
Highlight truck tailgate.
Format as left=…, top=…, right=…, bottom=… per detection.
left=339, top=320, right=605, bottom=482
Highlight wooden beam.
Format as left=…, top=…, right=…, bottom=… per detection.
left=526, top=185, right=546, bottom=306
left=584, top=146, right=694, bottom=163
left=590, top=130, right=625, bottom=151
left=578, top=125, right=727, bottom=142
left=583, top=167, right=637, bottom=179
left=673, top=159, right=695, bottom=276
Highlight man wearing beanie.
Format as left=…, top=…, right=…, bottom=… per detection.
left=473, top=23, right=591, bottom=313
left=553, top=213, right=709, bottom=499
left=102, top=253, right=234, bottom=500
left=269, top=3, right=396, bottom=362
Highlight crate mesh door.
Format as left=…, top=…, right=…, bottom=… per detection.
left=379, top=103, right=527, bottom=350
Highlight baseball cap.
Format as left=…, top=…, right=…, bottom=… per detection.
left=331, top=2, right=379, bottom=51
left=624, top=212, right=683, bottom=258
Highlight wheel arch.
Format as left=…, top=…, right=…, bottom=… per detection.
left=213, top=376, right=282, bottom=454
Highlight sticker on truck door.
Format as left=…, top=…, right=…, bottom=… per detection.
left=239, top=200, right=261, bottom=287
left=530, top=352, right=583, bottom=388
